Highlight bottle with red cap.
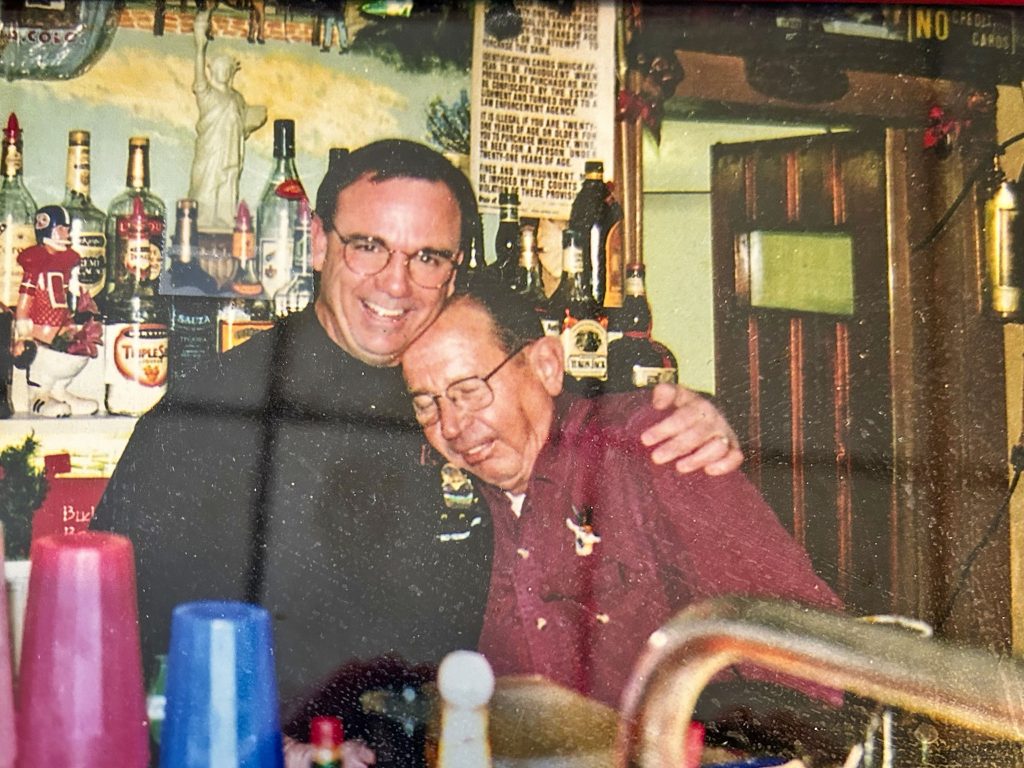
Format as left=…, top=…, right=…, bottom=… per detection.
left=104, top=194, right=170, bottom=416
left=1, top=113, right=36, bottom=309
left=310, top=715, right=343, bottom=768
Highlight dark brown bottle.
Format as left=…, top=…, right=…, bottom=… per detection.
left=607, top=263, right=678, bottom=391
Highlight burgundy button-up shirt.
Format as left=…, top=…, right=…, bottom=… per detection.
left=477, top=391, right=843, bottom=709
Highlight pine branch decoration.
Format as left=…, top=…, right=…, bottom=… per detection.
left=426, top=89, right=470, bottom=156
left=0, top=434, right=48, bottom=560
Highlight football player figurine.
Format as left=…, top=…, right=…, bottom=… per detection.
left=13, top=205, right=99, bottom=417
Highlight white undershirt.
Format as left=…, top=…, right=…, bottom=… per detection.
left=505, top=491, right=526, bottom=518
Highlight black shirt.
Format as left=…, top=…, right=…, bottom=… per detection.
left=94, top=305, right=492, bottom=719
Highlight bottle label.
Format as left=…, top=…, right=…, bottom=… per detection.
left=124, top=235, right=154, bottom=278
left=625, top=273, right=645, bottom=297
left=3, top=144, right=22, bottom=177
left=540, top=317, right=562, bottom=337
left=66, top=144, right=90, bottom=196
left=275, top=179, right=307, bottom=200
left=219, top=318, right=274, bottom=353
left=632, top=365, right=677, bottom=388
left=116, top=216, right=163, bottom=282
left=0, top=221, right=33, bottom=308
left=562, top=318, right=608, bottom=380
left=73, top=231, right=107, bottom=297
left=259, top=237, right=292, bottom=297
left=105, top=322, right=169, bottom=416
left=563, top=245, right=584, bottom=276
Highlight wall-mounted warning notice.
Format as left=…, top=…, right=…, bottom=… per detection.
left=471, top=1, right=616, bottom=219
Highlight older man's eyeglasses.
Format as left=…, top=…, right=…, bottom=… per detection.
left=328, top=224, right=460, bottom=290
left=410, top=343, right=531, bottom=427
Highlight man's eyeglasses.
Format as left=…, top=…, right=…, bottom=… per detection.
left=410, top=343, right=531, bottom=427
left=328, top=224, right=460, bottom=290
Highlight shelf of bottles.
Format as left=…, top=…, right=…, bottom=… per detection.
left=0, top=115, right=318, bottom=431
left=468, top=160, right=679, bottom=397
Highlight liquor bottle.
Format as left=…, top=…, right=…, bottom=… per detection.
left=490, top=187, right=520, bottom=288
left=232, top=201, right=263, bottom=297
left=607, top=263, right=678, bottom=391
left=257, top=119, right=306, bottom=300
left=544, top=226, right=585, bottom=337
left=167, top=201, right=219, bottom=392
left=1, top=113, right=36, bottom=309
left=168, top=199, right=217, bottom=294
left=104, top=137, right=166, bottom=309
left=510, top=222, right=546, bottom=311
left=310, top=716, right=343, bottom=768
left=104, top=196, right=170, bottom=416
left=217, top=297, right=274, bottom=354
left=274, top=196, right=315, bottom=317
left=558, top=227, right=608, bottom=398
left=61, top=130, right=107, bottom=300
left=568, top=160, right=624, bottom=308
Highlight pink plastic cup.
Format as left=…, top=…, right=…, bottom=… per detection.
left=16, top=532, right=148, bottom=768
left=0, top=526, right=16, bottom=768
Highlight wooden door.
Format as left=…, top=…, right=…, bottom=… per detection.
left=711, top=131, right=893, bottom=616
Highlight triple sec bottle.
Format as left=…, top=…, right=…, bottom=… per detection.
left=104, top=196, right=169, bottom=416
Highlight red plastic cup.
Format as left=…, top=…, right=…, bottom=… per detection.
left=0, top=526, right=16, bottom=768
left=16, top=532, right=148, bottom=768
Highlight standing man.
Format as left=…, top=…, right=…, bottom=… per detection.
left=94, top=140, right=741, bottom=739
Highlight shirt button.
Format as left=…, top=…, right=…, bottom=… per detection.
left=536, top=617, right=547, bottom=630
left=517, top=548, right=530, bottom=559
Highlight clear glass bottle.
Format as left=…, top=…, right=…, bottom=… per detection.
left=62, top=130, right=107, bottom=301
left=0, top=113, right=36, bottom=310
left=257, top=119, right=305, bottom=299
left=274, top=196, right=315, bottom=317
left=545, top=226, right=585, bottom=337
left=104, top=196, right=170, bottom=416
left=510, top=222, right=546, bottom=309
left=490, top=187, right=520, bottom=288
left=104, top=137, right=166, bottom=309
left=607, top=263, right=678, bottom=391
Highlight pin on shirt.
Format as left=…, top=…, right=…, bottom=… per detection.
left=566, top=504, right=601, bottom=556
left=437, top=463, right=482, bottom=543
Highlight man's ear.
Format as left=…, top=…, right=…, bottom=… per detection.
left=310, top=215, right=328, bottom=272
left=528, top=336, right=565, bottom=397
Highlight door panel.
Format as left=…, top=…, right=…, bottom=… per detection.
left=712, top=132, right=893, bottom=616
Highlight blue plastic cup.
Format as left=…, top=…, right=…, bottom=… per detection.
left=160, top=601, right=283, bottom=768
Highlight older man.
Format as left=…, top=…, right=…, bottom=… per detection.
left=402, top=288, right=843, bottom=710
left=96, top=140, right=742, bottom=755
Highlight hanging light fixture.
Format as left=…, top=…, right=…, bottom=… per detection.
left=985, top=157, right=1024, bottom=322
